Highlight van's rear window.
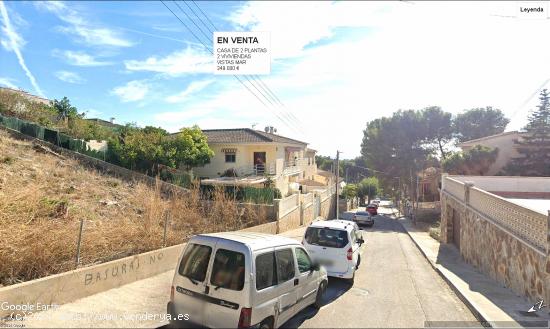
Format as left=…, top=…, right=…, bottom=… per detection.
left=305, top=227, right=349, bottom=248
left=210, top=249, right=245, bottom=291
left=178, top=243, right=212, bottom=282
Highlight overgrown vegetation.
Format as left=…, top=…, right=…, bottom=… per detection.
left=0, top=130, right=266, bottom=286
left=359, top=106, right=509, bottom=200
left=0, top=89, right=214, bottom=187
left=442, top=145, right=499, bottom=175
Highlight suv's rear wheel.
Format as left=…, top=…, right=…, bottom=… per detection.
left=313, top=281, right=327, bottom=309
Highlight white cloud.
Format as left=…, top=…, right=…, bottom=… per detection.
left=124, top=46, right=211, bottom=76
left=111, top=80, right=149, bottom=102
left=0, top=2, right=45, bottom=97
left=0, top=77, right=17, bottom=89
left=158, top=1, right=550, bottom=157
left=55, top=71, right=86, bottom=84
left=36, top=1, right=133, bottom=47
left=166, top=80, right=214, bottom=103
left=228, top=1, right=391, bottom=59
left=52, top=49, right=112, bottom=66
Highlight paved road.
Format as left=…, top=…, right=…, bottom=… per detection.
left=17, top=208, right=478, bottom=328
left=280, top=209, right=479, bottom=328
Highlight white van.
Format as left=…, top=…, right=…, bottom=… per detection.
left=302, top=220, right=364, bottom=282
left=167, top=232, right=328, bottom=328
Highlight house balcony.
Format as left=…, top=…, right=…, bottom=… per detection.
left=283, top=158, right=311, bottom=176
left=236, top=163, right=276, bottom=176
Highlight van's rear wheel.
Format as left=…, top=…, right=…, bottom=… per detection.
left=313, top=281, right=327, bottom=309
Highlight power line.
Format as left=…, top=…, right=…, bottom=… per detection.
left=510, top=78, right=550, bottom=121
left=160, top=0, right=297, bottom=133
left=182, top=0, right=306, bottom=135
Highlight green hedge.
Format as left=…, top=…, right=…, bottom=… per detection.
left=0, top=113, right=105, bottom=161
left=200, top=185, right=281, bottom=204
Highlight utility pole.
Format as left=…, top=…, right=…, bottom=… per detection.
left=335, top=150, right=340, bottom=219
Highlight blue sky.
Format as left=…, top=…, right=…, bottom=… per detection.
left=1, top=1, right=550, bottom=157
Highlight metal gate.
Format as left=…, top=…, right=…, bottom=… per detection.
left=314, top=195, right=321, bottom=218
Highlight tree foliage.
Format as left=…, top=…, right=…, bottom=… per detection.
left=51, top=97, right=80, bottom=122
left=505, top=89, right=550, bottom=176
left=420, top=106, right=453, bottom=159
left=107, top=124, right=213, bottom=174
left=342, top=183, right=357, bottom=200
left=357, top=177, right=380, bottom=204
left=453, top=106, right=509, bottom=142
left=361, top=105, right=511, bottom=196
left=442, top=145, right=499, bottom=175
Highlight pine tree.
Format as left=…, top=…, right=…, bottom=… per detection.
left=506, top=89, right=550, bottom=176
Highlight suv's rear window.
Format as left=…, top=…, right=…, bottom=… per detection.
left=178, top=243, right=212, bottom=282
left=305, top=227, right=349, bottom=248
left=210, top=249, right=245, bottom=291
left=356, top=211, right=370, bottom=216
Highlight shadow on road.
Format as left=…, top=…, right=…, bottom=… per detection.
left=281, top=277, right=353, bottom=328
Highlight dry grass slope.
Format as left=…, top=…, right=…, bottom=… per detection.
left=0, top=130, right=268, bottom=286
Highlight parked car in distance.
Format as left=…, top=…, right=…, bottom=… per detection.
left=366, top=204, right=378, bottom=216
left=302, top=220, right=364, bottom=283
left=353, top=211, right=374, bottom=227
left=340, top=211, right=355, bottom=221
left=168, top=232, right=328, bottom=329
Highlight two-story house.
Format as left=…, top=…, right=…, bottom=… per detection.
left=192, top=127, right=318, bottom=195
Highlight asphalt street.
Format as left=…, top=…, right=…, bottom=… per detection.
left=280, top=210, right=479, bottom=328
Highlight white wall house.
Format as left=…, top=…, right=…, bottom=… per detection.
left=190, top=128, right=318, bottom=196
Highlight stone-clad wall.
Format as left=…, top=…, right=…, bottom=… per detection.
left=440, top=191, right=549, bottom=304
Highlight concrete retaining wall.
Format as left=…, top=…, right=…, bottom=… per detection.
left=0, top=244, right=185, bottom=318
left=238, top=221, right=278, bottom=234
left=320, top=195, right=336, bottom=219
left=278, top=207, right=301, bottom=233
left=302, top=203, right=315, bottom=226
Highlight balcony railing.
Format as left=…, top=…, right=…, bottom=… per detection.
left=283, top=158, right=314, bottom=175
left=235, top=163, right=276, bottom=176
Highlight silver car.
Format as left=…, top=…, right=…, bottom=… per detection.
left=353, top=211, right=375, bottom=227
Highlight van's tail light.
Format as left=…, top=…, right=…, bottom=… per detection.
left=170, top=286, right=175, bottom=302
left=347, top=247, right=353, bottom=260
left=238, top=307, right=252, bottom=328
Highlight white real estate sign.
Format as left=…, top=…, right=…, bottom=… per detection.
left=213, top=32, right=270, bottom=75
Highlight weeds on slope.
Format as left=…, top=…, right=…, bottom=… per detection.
left=0, top=130, right=270, bottom=286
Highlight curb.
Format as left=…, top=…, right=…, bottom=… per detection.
left=391, top=214, right=492, bottom=327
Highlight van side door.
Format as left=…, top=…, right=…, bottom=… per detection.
left=274, top=247, right=298, bottom=327
left=294, top=247, right=319, bottom=310
left=204, top=241, right=249, bottom=329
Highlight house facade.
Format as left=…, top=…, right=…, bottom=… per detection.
left=458, top=131, right=527, bottom=175
left=192, top=128, right=318, bottom=196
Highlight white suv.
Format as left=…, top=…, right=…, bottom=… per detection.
left=168, top=232, right=328, bottom=328
left=302, top=220, right=364, bottom=283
